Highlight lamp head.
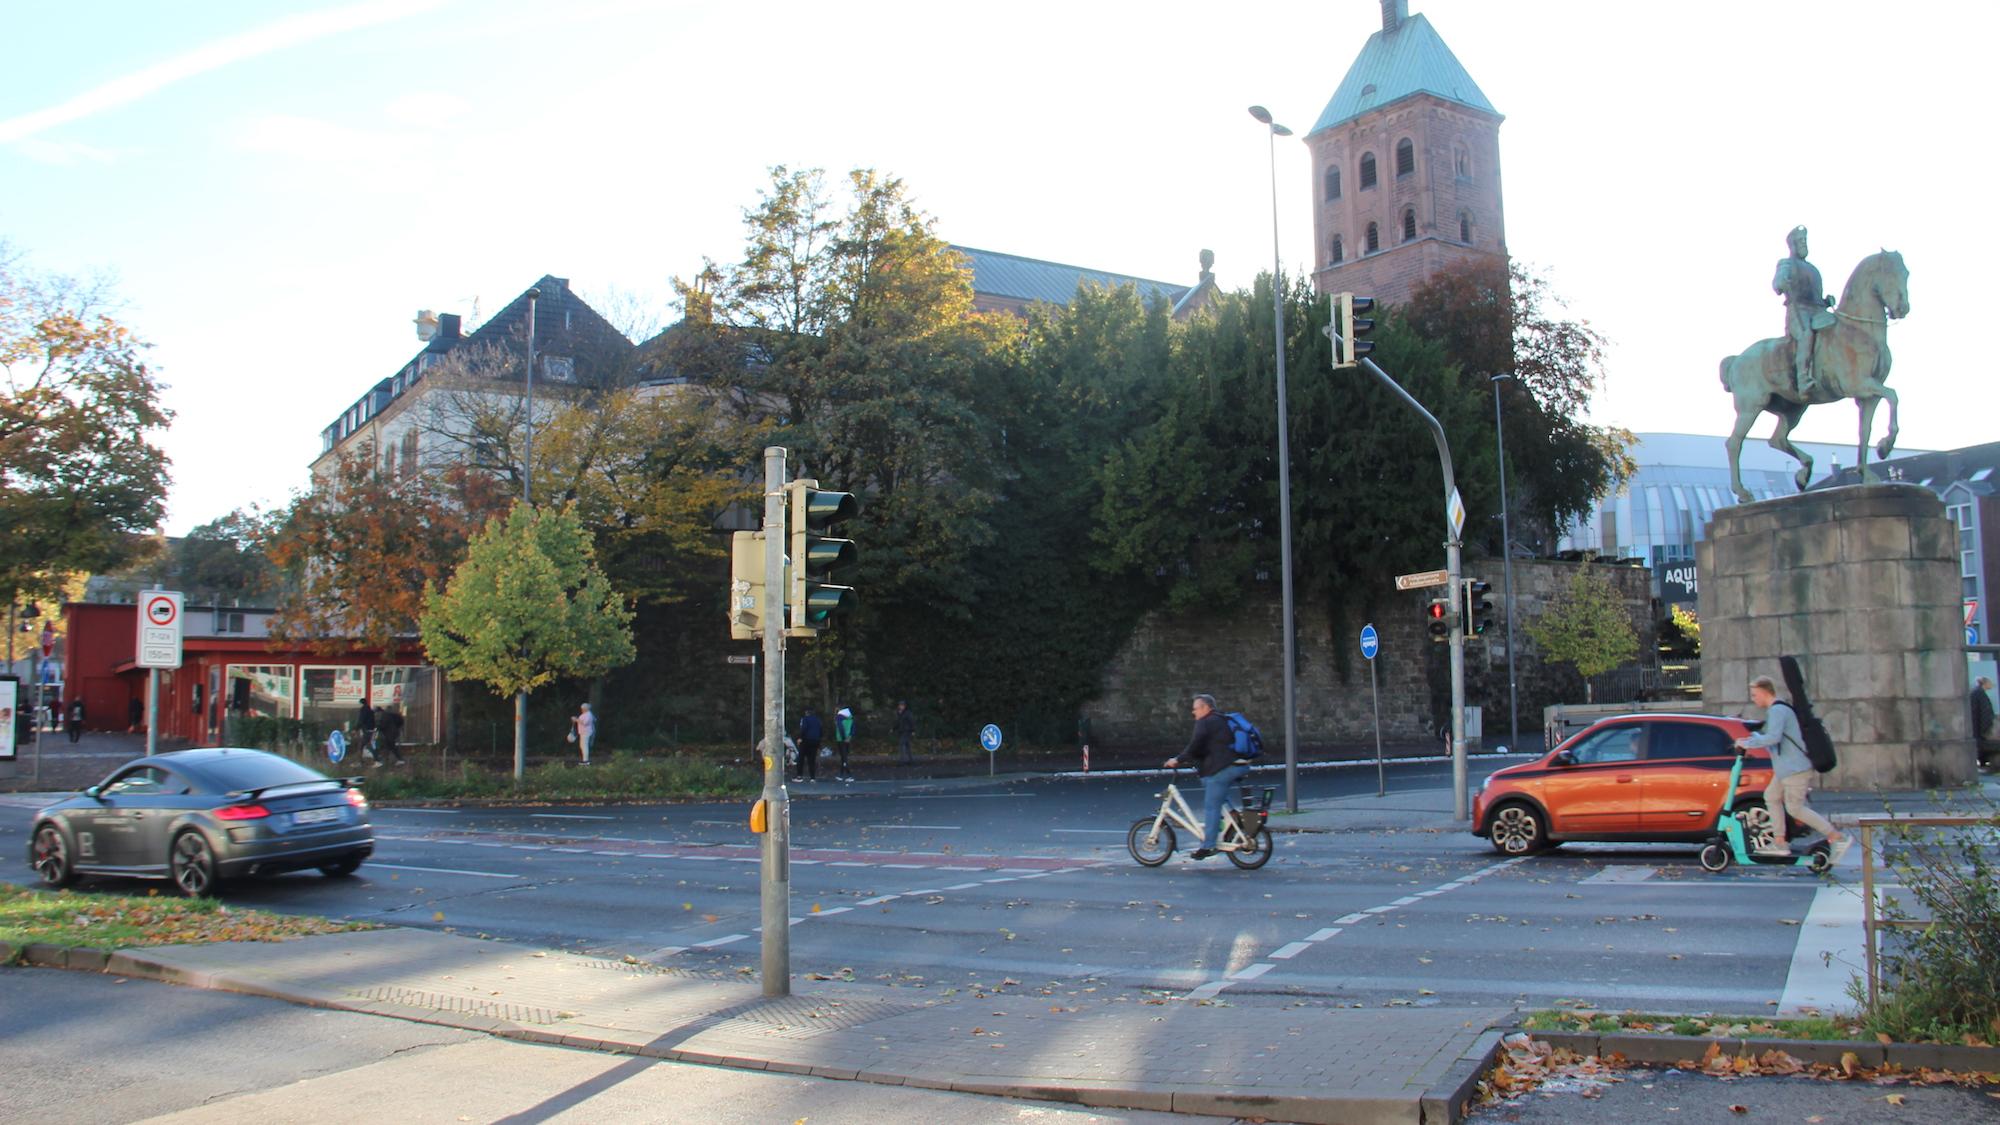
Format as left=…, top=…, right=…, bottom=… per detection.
left=1248, top=105, right=1272, bottom=124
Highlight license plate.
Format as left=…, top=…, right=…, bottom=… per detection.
left=293, top=807, right=341, bottom=825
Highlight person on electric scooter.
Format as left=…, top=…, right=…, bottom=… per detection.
left=1163, top=693, right=1249, bottom=861
left=1735, top=675, right=1851, bottom=863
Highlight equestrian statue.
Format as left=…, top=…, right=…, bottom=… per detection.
left=1720, top=226, right=1910, bottom=503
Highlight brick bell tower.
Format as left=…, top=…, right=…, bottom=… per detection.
left=1309, top=1, right=1508, bottom=307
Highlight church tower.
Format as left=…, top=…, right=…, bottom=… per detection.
left=1309, top=2, right=1507, bottom=307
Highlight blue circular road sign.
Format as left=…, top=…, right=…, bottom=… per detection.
left=326, top=728, right=347, bottom=764
left=1359, top=624, right=1380, bottom=661
left=979, top=724, right=1003, bottom=752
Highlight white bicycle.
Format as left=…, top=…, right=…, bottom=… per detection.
left=1128, top=767, right=1274, bottom=870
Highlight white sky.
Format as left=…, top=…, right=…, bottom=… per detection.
left=3, top=0, right=1993, bottom=534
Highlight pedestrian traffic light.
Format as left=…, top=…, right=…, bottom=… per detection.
left=1464, top=579, right=1494, bottom=636
left=1426, top=597, right=1452, bottom=643
left=1334, top=292, right=1376, bottom=369
left=787, top=479, right=859, bottom=636
left=727, top=531, right=781, bottom=641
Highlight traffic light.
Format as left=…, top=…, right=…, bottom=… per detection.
left=1426, top=597, right=1452, bottom=643
left=787, top=478, right=859, bottom=636
left=1464, top=579, right=1494, bottom=636
left=1334, top=292, right=1376, bottom=369
left=727, top=531, right=782, bottom=641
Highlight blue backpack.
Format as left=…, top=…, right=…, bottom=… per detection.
left=1223, top=712, right=1265, bottom=760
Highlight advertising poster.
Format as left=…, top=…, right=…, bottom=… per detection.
left=0, top=679, right=17, bottom=761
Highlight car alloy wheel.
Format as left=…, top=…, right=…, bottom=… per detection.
left=1489, top=804, right=1546, bottom=855
left=32, top=824, right=73, bottom=887
left=171, top=831, right=218, bottom=897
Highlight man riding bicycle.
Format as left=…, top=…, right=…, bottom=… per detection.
left=1163, top=693, right=1250, bottom=860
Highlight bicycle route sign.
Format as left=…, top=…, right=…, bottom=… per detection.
left=135, top=590, right=184, bottom=670
left=1359, top=623, right=1379, bottom=661
left=979, top=724, right=1003, bottom=753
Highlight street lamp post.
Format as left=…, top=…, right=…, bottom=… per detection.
left=514, top=286, right=540, bottom=782
left=1249, top=104, right=1301, bottom=814
left=1491, top=373, right=1520, bottom=752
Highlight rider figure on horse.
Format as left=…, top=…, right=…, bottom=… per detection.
left=1773, top=225, right=1836, bottom=398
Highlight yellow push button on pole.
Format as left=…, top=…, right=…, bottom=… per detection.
left=750, top=798, right=768, bottom=834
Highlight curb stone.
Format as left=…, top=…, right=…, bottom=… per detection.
left=1422, top=1028, right=1505, bottom=1124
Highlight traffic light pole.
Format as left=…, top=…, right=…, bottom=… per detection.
left=759, top=446, right=791, bottom=997
left=1331, top=340, right=1471, bottom=822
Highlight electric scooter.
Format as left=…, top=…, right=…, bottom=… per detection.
left=1697, top=745, right=1832, bottom=874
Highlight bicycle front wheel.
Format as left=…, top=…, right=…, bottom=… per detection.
left=1128, top=818, right=1176, bottom=866
left=1227, top=826, right=1274, bottom=870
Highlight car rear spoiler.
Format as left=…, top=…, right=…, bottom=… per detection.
left=225, top=777, right=363, bottom=801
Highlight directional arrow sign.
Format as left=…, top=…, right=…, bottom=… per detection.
left=1395, top=569, right=1452, bottom=591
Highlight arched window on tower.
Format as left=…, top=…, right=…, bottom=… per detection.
left=1324, top=166, right=1341, bottom=201
left=1331, top=236, right=1344, bottom=264
left=1365, top=222, right=1380, bottom=254
left=1459, top=211, right=1472, bottom=243
left=1402, top=208, right=1417, bottom=242
left=1395, top=138, right=1415, bottom=178
left=1359, top=152, right=1377, bottom=190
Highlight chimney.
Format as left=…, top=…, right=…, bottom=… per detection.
left=438, top=313, right=462, bottom=339
left=1382, top=0, right=1407, bottom=32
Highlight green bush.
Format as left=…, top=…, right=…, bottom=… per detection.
left=337, top=751, right=759, bottom=802
left=1858, top=802, right=2000, bottom=1044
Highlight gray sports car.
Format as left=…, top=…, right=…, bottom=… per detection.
left=26, top=748, right=374, bottom=896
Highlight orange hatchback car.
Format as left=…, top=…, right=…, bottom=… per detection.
left=1473, top=714, right=1778, bottom=856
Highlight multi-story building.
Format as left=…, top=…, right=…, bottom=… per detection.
left=310, top=276, right=632, bottom=484
left=1308, top=1, right=1506, bottom=307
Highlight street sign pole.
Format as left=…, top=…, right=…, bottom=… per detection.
left=1331, top=320, right=1469, bottom=820
left=1360, top=624, right=1383, bottom=798
left=759, top=446, right=790, bottom=998
left=135, top=585, right=183, bottom=758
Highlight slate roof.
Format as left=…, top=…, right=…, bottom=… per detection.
left=1308, top=13, right=1498, bottom=136
left=951, top=246, right=1189, bottom=309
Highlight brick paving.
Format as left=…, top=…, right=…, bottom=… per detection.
left=117, top=928, right=1499, bottom=1123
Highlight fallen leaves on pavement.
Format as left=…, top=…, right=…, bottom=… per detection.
left=0, top=884, right=366, bottom=954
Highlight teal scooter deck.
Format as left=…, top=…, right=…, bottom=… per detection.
left=1698, top=745, right=1832, bottom=874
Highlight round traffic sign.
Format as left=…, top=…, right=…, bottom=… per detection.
left=144, top=595, right=178, bottom=626
left=979, top=724, right=1003, bottom=753
left=326, top=728, right=347, bottom=764
left=1359, top=623, right=1380, bottom=660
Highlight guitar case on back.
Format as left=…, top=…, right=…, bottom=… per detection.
left=1779, top=654, right=1839, bottom=774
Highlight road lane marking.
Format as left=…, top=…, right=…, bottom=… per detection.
left=816, top=906, right=852, bottom=916
left=380, top=808, right=458, bottom=815
left=1779, top=882, right=1867, bottom=1017
left=368, top=862, right=520, bottom=879
left=532, top=813, right=616, bottom=820
left=1050, top=829, right=1127, bottom=835
left=1582, top=865, right=1658, bottom=885
left=897, top=794, right=1030, bottom=799
left=830, top=861, right=870, bottom=867
left=694, top=934, right=748, bottom=948
left=879, top=863, right=925, bottom=869
left=857, top=895, right=898, bottom=905
left=1183, top=858, right=1525, bottom=1001
left=867, top=824, right=962, bottom=830
left=944, top=882, right=983, bottom=891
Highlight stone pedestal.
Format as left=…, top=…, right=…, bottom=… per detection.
left=1698, top=484, right=1973, bottom=790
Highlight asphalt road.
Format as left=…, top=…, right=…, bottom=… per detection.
left=0, top=757, right=1850, bottom=1019
left=0, top=967, right=1215, bottom=1125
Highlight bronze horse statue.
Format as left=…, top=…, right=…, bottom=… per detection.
left=1720, top=250, right=1910, bottom=503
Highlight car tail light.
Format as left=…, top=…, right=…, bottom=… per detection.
left=345, top=788, right=368, bottom=809
left=215, top=803, right=270, bottom=821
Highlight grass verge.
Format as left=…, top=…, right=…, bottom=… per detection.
left=337, top=750, right=761, bottom=802
left=0, top=882, right=367, bottom=959
left=1518, top=1007, right=1984, bottom=1045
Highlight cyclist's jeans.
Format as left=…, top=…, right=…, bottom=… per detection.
left=1201, top=764, right=1252, bottom=848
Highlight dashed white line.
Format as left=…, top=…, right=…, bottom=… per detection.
left=1230, top=963, right=1275, bottom=981
left=1304, top=927, right=1343, bottom=942
left=368, top=862, right=520, bottom=879
left=867, top=824, right=962, bottom=830
left=532, top=813, right=615, bottom=821
left=1268, top=942, right=1313, bottom=960
left=694, top=934, right=748, bottom=948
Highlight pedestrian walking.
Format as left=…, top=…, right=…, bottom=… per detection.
left=833, top=704, right=855, bottom=781
left=1971, top=677, right=1996, bottom=770
left=570, top=702, right=596, bottom=765
left=893, top=701, right=915, bottom=765
left=1162, top=693, right=1249, bottom=860
left=374, top=703, right=406, bottom=767
left=355, top=698, right=377, bottom=761
left=1735, top=674, right=1849, bottom=862
left=65, top=699, right=84, bottom=743
left=795, top=707, right=823, bottom=782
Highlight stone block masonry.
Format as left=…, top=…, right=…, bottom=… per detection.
left=1699, top=483, right=1974, bottom=791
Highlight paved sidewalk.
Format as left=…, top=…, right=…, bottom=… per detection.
left=69, top=928, right=1502, bottom=1125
